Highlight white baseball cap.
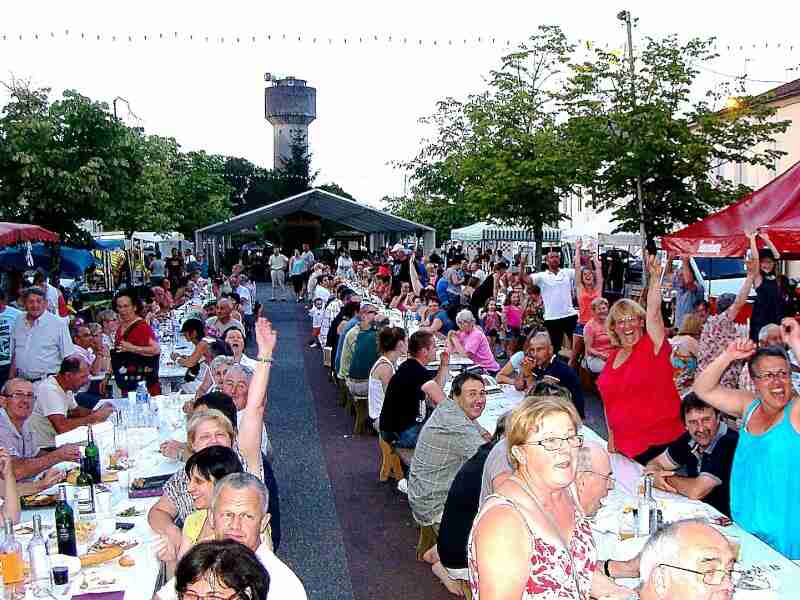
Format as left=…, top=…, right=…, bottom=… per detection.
left=391, top=243, right=405, bottom=253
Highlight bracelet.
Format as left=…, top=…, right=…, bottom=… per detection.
left=256, top=356, right=274, bottom=364
left=603, top=559, right=612, bottom=578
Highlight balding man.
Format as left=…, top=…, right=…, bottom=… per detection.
left=205, top=298, right=243, bottom=338
left=527, top=332, right=585, bottom=418
left=639, top=519, right=737, bottom=600
left=9, top=287, right=75, bottom=385
left=0, top=378, right=81, bottom=482
left=28, top=357, right=113, bottom=449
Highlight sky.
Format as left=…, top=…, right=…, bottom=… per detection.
left=3, top=0, right=800, bottom=209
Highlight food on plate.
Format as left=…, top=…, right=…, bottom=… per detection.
left=118, top=555, right=135, bottom=567
left=80, top=545, right=123, bottom=568
left=116, top=507, right=144, bottom=518
left=101, top=472, right=119, bottom=483
left=21, top=493, right=58, bottom=507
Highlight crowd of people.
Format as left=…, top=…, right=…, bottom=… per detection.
left=300, top=232, right=798, bottom=599
left=0, top=228, right=798, bottom=599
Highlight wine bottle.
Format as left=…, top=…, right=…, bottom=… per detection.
left=0, top=517, right=24, bottom=584
left=54, top=485, right=78, bottom=556
left=85, top=425, right=101, bottom=483
left=28, top=514, right=51, bottom=594
left=76, top=458, right=96, bottom=518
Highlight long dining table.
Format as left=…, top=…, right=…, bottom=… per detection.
left=17, top=394, right=190, bottom=600
left=475, top=384, right=799, bottom=598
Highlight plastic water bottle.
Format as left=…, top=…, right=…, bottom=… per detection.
left=135, top=381, right=150, bottom=408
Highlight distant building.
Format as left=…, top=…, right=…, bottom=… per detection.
left=264, top=76, right=317, bottom=171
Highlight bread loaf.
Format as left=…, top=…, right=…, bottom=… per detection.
left=79, top=546, right=123, bottom=567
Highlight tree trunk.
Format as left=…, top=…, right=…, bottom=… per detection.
left=533, top=224, right=543, bottom=273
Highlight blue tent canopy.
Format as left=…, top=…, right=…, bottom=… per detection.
left=0, top=243, right=96, bottom=278
left=93, top=238, right=125, bottom=250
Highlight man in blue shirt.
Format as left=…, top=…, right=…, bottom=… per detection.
left=528, top=331, right=584, bottom=418
left=672, top=256, right=705, bottom=330
left=0, top=290, right=22, bottom=390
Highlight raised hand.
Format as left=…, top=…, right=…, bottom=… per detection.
left=781, top=317, right=800, bottom=352
left=724, top=338, right=757, bottom=362
left=255, top=318, right=277, bottom=357
left=646, top=254, right=663, bottom=280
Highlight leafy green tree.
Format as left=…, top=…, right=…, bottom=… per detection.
left=397, top=26, right=577, bottom=266
left=384, top=194, right=473, bottom=246
left=169, top=151, right=232, bottom=239
left=563, top=33, right=790, bottom=243
left=317, top=182, right=355, bottom=201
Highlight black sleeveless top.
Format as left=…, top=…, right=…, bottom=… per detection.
left=749, top=273, right=785, bottom=341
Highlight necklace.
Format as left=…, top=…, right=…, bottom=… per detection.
left=515, top=474, right=583, bottom=600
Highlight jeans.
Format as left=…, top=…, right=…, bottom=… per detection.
left=383, top=423, right=423, bottom=449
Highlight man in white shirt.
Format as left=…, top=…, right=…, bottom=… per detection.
left=33, top=270, right=61, bottom=316
left=0, top=289, right=22, bottom=390
left=313, top=274, right=332, bottom=304
left=28, top=356, right=113, bottom=449
left=268, top=247, right=289, bottom=302
left=156, top=472, right=307, bottom=600
left=233, top=274, right=255, bottom=337
left=9, top=288, right=75, bottom=383
left=528, top=251, right=578, bottom=357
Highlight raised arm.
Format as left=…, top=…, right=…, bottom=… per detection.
left=645, top=255, right=666, bottom=352
left=746, top=230, right=763, bottom=289
left=592, top=244, right=603, bottom=292
left=759, top=230, right=780, bottom=260
left=693, top=338, right=756, bottom=417
left=409, top=260, right=422, bottom=295
left=238, top=318, right=276, bottom=471
left=727, top=271, right=755, bottom=321
left=574, top=240, right=583, bottom=292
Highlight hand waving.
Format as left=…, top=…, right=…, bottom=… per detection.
left=724, top=338, right=756, bottom=362
left=781, top=317, right=800, bottom=352
left=255, top=318, right=277, bottom=357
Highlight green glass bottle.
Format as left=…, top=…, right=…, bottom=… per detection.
left=54, top=485, right=77, bottom=557
left=76, top=457, right=96, bottom=518
left=84, top=425, right=101, bottom=483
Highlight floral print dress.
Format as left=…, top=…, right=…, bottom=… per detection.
left=468, top=493, right=596, bottom=599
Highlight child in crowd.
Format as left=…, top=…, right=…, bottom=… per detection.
left=309, top=297, right=325, bottom=348
left=502, top=290, right=524, bottom=356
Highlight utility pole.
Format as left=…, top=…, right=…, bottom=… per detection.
left=617, top=9, right=649, bottom=288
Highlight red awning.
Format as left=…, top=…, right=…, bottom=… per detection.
left=0, top=223, right=60, bottom=248
left=662, top=160, right=800, bottom=258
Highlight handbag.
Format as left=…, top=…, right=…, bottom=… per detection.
left=110, top=319, right=160, bottom=393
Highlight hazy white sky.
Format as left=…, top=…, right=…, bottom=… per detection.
left=3, top=0, right=800, bottom=207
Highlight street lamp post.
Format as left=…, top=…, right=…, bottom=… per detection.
left=617, top=9, right=649, bottom=287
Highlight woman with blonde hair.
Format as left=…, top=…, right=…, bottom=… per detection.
left=596, top=257, right=684, bottom=463
left=468, top=396, right=622, bottom=599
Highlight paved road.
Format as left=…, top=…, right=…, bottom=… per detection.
left=256, top=289, right=607, bottom=600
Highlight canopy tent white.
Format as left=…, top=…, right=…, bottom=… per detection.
left=450, top=221, right=561, bottom=243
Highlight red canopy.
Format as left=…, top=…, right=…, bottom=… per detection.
left=662, top=160, right=800, bottom=258
left=0, top=223, right=59, bottom=248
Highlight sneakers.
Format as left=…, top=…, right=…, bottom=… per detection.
left=397, top=478, right=408, bottom=494
left=307, top=341, right=318, bottom=349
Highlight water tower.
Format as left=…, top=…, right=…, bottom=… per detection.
left=264, top=75, right=317, bottom=170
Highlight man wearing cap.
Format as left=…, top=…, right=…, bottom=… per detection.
left=9, top=288, right=75, bottom=386
left=390, top=243, right=413, bottom=298
left=697, top=271, right=755, bottom=389
left=338, top=301, right=380, bottom=396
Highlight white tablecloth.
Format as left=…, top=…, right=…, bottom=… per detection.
left=22, top=395, right=189, bottom=599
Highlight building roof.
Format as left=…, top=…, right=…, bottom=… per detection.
left=196, top=188, right=433, bottom=237
left=762, top=77, right=800, bottom=104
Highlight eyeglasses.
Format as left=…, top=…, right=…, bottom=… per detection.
left=752, top=370, right=790, bottom=382
left=614, top=316, right=640, bottom=326
left=8, top=392, right=34, bottom=401
left=522, top=434, right=583, bottom=452
left=582, top=470, right=615, bottom=485
left=657, top=564, right=744, bottom=587
left=179, top=590, right=241, bottom=600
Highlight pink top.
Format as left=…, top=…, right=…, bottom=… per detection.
left=503, top=305, right=523, bottom=330
left=457, top=328, right=500, bottom=372
left=577, top=287, right=600, bottom=325
left=583, top=319, right=613, bottom=357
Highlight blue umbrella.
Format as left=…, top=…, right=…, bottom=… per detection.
left=0, top=243, right=96, bottom=278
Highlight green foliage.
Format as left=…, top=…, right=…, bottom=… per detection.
left=0, top=80, right=233, bottom=244
left=563, top=33, right=790, bottom=241
left=383, top=194, right=473, bottom=246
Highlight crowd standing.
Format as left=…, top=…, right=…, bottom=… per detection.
left=0, top=230, right=797, bottom=599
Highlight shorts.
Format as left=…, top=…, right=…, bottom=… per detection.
left=574, top=322, right=586, bottom=337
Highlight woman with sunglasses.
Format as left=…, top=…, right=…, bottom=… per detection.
left=596, top=256, right=684, bottom=464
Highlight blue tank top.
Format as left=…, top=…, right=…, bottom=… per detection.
left=731, top=398, right=800, bottom=559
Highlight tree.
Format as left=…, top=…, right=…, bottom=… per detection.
left=397, top=26, right=577, bottom=266
left=169, top=151, right=233, bottom=239
left=317, top=182, right=355, bottom=201
left=277, top=130, right=317, bottom=198
left=563, top=33, right=790, bottom=243
left=384, top=194, right=473, bottom=246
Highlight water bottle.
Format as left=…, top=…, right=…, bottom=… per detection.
left=28, top=514, right=51, bottom=596
left=135, top=381, right=150, bottom=409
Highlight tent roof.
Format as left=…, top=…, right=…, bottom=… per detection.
left=662, top=160, right=800, bottom=258
left=197, top=189, right=433, bottom=236
left=450, top=221, right=560, bottom=243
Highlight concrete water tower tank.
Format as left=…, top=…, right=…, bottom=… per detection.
left=264, top=75, right=317, bottom=170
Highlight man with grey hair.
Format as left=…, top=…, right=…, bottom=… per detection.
left=638, top=519, right=737, bottom=599
left=157, top=472, right=306, bottom=600
left=9, top=287, right=75, bottom=384
left=204, top=297, right=243, bottom=339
